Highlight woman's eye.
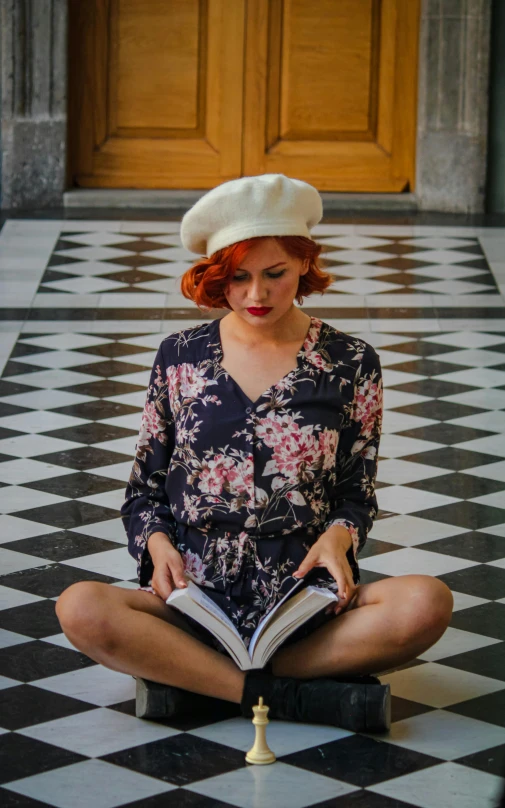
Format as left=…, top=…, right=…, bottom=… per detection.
left=232, top=275, right=247, bottom=282
left=267, top=271, right=285, bottom=279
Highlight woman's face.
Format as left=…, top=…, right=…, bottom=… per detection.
left=224, top=238, right=308, bottom=326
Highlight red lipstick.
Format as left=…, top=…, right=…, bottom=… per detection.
left=247, top=307, right=272, bottom=316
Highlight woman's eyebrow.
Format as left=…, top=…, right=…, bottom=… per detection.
left=236, top=262, right=286, bottom=272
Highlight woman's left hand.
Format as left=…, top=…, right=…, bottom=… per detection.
left=293, top=526, right=358, bottom=616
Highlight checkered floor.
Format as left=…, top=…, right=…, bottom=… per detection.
left=1, top=218, right=505, bottom=807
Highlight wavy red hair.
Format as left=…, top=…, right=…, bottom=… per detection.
left=180, top=236, right=332, bottom=310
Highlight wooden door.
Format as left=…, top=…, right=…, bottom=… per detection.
left=243, top=0, right=420, bottom=191
left=68, top=0, right=420, bottom=192
left=68, top=0, right=245, bottom=189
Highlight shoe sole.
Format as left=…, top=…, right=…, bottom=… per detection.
left=135, top=677, right=179, bottom=719
left=365, top=683, right=391, bottom=733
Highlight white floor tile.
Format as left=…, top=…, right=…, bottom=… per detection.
left=78, top=489, right=126, bottom=511
left=100, top=413, right=143, bottom=431
left=370, top=708, right=505, bottom=760
left=432, top=348, right=505, bottom=368
left=0, top=584, right=44, bottom=610
left=14, top=350, right=106, bottom=369
left=424, top=331, right=505, bottom=348
left=382, top=368, right=427, bottom=386
left=93, top=436, right=138, bottom=456
left=0, top=389, right=93, bottom=410
left=189, top=716, right=352, bottom=756
left=55, top=246, right=132, bottom=261
left=0, top=410, right=86, bottom=433
left=0, top=459, right=72, bottom=485
left=435, top=368, right=505, bottom=388
left=71, top=518, right=126, bottom=541
left=0, top=547, right=49, bottom=574
left=377, top=433, right=444, bottom=458
left=3, top=367, right=101, bottom=388
left=368, top=515, right=466, bottom=545
left=33, top=664, right=136, bottom=707
left=376, top=485, right=459, bottom=515
left=4, top=759, right=175, bottom=808
left=442, top=388, right=505, bottom=410
left=454, top=434, right=505, bottom=458
left=359, top=547, right=478, bottom=577
left=381, top=411, right=437, bottom=434
left=0, top=675, right=20, bottom=689
left=20, top=333, right=111, bottom=350
left=449, top=412, right=505, bottom=432
left=368, top=761, right=505, bottom=808
left=463, top=461, right=505, bottom=481
left=376, top=459, right=449, bottom=485
left=187, top=761, right=356, bottom=808
left=417, top=627, right=501, bottom=661
left=0, top=485, right=67, bottom=514
left=62, top=547, right=135, bottom=579
left=0, top=628, right=32, bottom=648
left=380, top=662, right=505, bottom=708
left=0, top=514, right=59, bottom=542
left=88, top=461, right=132, bottom=482
left=451, top=591, right=491, bottom=611
left=61, top=232, right=139, bottom=247
left=0, top=433, right=83, bottom=458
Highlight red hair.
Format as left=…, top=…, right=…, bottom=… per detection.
left=180, top=236, right=332, bottom=310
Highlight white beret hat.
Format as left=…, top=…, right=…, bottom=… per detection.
left=180, top=173, right=323, bottom=257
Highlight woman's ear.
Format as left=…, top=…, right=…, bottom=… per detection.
left=301, top=258, right=310, bottom=275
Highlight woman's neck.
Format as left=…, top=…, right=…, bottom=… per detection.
left=221, top=307, right=311, bottom=348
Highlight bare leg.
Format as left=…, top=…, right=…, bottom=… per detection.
left=271, top=575, right=454, bottom=678
left=55, top=581, right=245, bottom=703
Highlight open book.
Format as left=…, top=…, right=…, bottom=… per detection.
left=166, top=578, right=338, bottom=670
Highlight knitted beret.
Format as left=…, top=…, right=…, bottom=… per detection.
left=180, top=173, right=323, bottom=257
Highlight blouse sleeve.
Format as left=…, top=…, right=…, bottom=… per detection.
left=121, top=342, right=177, bottom=586
left=323, top=343, right=383, bottom=578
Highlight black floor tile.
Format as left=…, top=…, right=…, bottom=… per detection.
left=75, top=341, right=151, bottom=358
left=312, top=792, right=416, bottom=808
left=358, top=539, right=402, bottom=559
left=390, top=379, right=475, bottom=397
left=0, top=600, right=62, bottom=639
left=411, top=501, right=505, bottom=530
left=390, top=696, right=435, bottom=723
left=123, top=790, right=238, bottom=808
left=0, top=640, right=96, bottom=681
left=407, top=473, right=505, bottom=499
left=392, top=399, right=485, bottom=420
left=0, top=786, right=56, bottom=807
left=2, top=530, right=124, bottom=561
left=401, top=446, right=498, bottom=470
left=0, top=733, right=86, bottom=786
left=0, top=380, right=39, bottom=396
left=100, top=268, right=168, bottom=285
left=59, top=379, right=145, bottom=397
left=73, top=359, right=148, bottom=378
left=390, top=358, right=468, bottom=377
left=0, top=563, right=118, bottom=598
left=42, top=422, right=136, bottom=445
left=397, top=423, right=495, bottom=445
left=422, top=531, right=505, bottom=563
left=280, top=734, right=440, bottom=787
left=52, top=399, right=141, bottom=420
left=14, top=500, right=120, bottom=529
left=438, top=641, right=505, bottom=680
left=447, top=688, right=505, bottom=727
left=33, top=446, right=132, bottom=470
left=455, top=743, right=505, bottom=778
left=101, top=734, right=245, bottom=786
left=450, top=602, right=505, bottom=640
left=25, top=472, right=124, bottom=498
left=0, top=402, right=31, bottom=417
left=0, top=427, right=24, bottom=440
left=0, top=684, right=94, bottom=730
left=438, top=564, right=505, bottom=600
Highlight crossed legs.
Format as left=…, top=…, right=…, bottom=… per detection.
left=55, top=574, right=453, bottom=703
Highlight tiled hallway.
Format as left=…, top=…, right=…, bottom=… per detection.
left=1, top=217, right=505, bottom=807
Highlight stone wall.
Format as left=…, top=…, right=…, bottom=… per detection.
left=0, top=0, right=67, bottom=209
left=416, top=0, right=492, bottom=213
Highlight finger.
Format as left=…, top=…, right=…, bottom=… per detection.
left=167, top=549, right=188, bottom=589
left=327, top=560, right=348, bottom=603
left=154, top=565, right=175, bottom=601
left=293, top=550, right=316, bottom=579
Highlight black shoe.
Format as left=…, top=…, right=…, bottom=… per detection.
left=135, top=677, right=231, bottom=720
left=240, top=670, right=391, bottom=733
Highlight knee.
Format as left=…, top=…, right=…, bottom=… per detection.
left=55, top=581, right=115, bottom=652
left=396, top=576, right=453, bottom=645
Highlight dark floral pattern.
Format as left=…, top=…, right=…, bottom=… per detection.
left=122, top=316, right=383, bottom=645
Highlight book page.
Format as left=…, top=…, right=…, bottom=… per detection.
left=250, top=586, right=337, bottom=667
left=167, top=582, right=251, bottom=670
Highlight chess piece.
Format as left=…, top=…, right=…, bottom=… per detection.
left=245, top=696, right=276, bottom=765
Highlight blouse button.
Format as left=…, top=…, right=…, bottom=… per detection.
left=246, top=407, right=252, bottom=414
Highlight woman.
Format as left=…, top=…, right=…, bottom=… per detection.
left=56, top=174, right=453, bottom=733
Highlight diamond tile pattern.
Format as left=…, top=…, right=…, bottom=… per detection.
left=1, top=220, right=505, bottom=808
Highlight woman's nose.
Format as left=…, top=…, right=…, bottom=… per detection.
left=249, top=278, right=268, bottom=301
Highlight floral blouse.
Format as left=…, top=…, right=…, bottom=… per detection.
left=122, top=316, right=383, bottom=639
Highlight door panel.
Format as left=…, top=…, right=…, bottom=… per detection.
left=243, top=0, right=420, bottom=191
left=68, top=0, right=245, bottom=188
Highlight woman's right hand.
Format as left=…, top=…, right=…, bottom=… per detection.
left=147, top=532, right=188, bottom=601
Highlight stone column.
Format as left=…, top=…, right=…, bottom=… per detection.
left=0, top=0, right=67, bottom=209
left=416, top=0, right=492, bottom=213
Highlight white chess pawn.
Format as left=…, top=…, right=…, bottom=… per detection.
left=245, top=696, right=276, bottom=765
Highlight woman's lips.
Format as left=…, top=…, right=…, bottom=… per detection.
left=247, top=307, right=272, bottom=316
